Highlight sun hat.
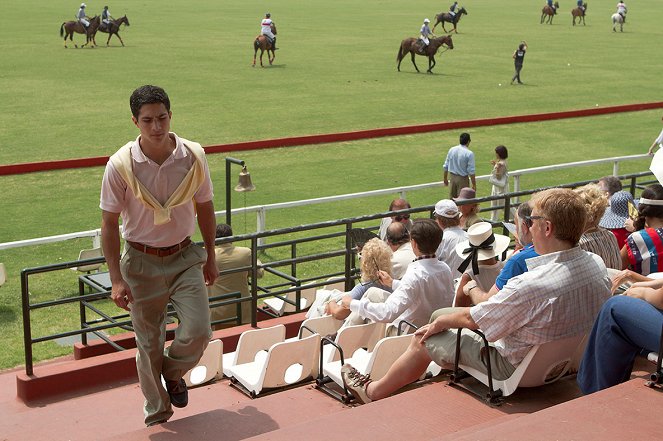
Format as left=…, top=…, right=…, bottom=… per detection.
left=434, top=200, right=460, bottom=218
left=598, top=191, right=634, bottom=229
left=424, top=18, right=430, bottom=23
left=453, top=187, right=477, bottom=202
left=455, top=222, right=511, bottom=275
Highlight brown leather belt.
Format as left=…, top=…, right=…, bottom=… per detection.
left=127, top=238, right=191, bottom=257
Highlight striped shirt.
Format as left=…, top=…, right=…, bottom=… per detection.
left=579, top=228, right=622, bottom=270
left=470, top=246, right=611, bottom=366
left=625, top=228, right=663, bottom=275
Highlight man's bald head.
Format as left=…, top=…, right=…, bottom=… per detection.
left=386, top=221, right=410, bottom=246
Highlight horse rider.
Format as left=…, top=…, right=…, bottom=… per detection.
left=576, top=0, right=586, bottom=15
left=260, top=13, right=277, bottom=50
left=616, top=1, right=627, bottom=22
left=449, top=2, right=459, bottom=19
left=101, top=5, right=114, bottom=31
left=77, top=3, right=90, bottom=35
left=419, top=18, right=434, bottom=53
left=545, top=0, right=556, bottom=12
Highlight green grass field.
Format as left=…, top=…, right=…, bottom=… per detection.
left=0, top=0, right=661, bottom=370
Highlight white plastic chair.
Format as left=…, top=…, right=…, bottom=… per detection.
left=450, top=331, right=585, bottom=403
left=297, top=315, right=344, bottom=340
left=0, top=263, right=6, bottom=287
left=226, top=333, right=321, bottom=397
left=183, top=339, right=223, bottom=387
left=222, top=324, right=286, bottom=377
left=263, top=282, right=318, bottom=316
left=70, top=247, right=104, bottom=273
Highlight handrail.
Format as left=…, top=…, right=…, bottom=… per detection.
left=0, top=154, right=651, bottom=251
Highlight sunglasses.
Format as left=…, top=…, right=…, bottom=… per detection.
left=524, top=215, right=546, bottom=227
left=394, top=214, right=410, bottom=222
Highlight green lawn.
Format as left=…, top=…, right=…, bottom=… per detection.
left=0, top=0, right=661, bottom=370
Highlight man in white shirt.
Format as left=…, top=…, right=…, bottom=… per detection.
left=340, top=219, right=455, bottom=335
left=341, top=188, right=611, bottom=404
left=385, top=222, right=416, bottom=279
left=647, top=116, right=663, bottom=155
left=434, top=199, right=468, bottom=279
left=260, top=13, right=277, bottom=50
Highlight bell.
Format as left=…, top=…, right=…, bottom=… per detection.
left=234, top=165, right=256, bottom=192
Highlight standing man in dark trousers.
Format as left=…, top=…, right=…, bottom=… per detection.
left=443, top=132, right=476, bottom=199
left=100, top=85, right=218, bottom=426
left=511, top=41, right=527, bottom=85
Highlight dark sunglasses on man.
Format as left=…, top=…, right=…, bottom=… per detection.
left=394, top=214, right=410, bottom=222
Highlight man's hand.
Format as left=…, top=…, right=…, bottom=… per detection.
left=377, top=270, right=393, bottom=288
left=203, top=257, right=218, bottom=286
left=111, top=279, right=134, bottom=311
left=340, top=295, right=353, bottom=309
left=443, top=179, right=449, bottom=186
left=414, top=318, right=447, bottom=343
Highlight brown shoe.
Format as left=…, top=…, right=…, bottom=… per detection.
left=165, top=378, right=188, bottom=408
left=341, top=364, right=373, bottom=404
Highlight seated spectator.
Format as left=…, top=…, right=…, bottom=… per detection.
left=618, top=184, right=663, bottom=277
left=578, top=281, right=663, bottom=394
left=339, top=219, right=455, bottom=335
left=574, top=184, right=622, bottom=270
left=385, top=222, right=416, bottom=279
left=454, top=222, right=509, bottom=306
left=434, top=199, right=468, bottom=279
left=326, top=238, right=393, bottom=321
left=208, top=224, right=264, bottom=330
left=597, top=175, right=622, bottom=197
left=378, top=198, right=413, bottom=240
left=340, top=188, right=611, bottom=404
left=599, top=190, right=635, bottom=249
left=454, top=187, right=482, bottom=230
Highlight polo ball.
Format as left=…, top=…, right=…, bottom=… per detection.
left=498, top=83, right=502, bottom=86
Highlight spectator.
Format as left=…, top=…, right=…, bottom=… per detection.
left=385, top=222, right=416, bottom=279
left=443, top=133, right=476, bottom=199
left=597, top=176, right=622, bottom=197
left=326, top=238, right=393, bottom=321
left=339, top=219, right=455, bottom=335
left=574, top=184, right=622, bottom=270
left=489, top=145, right=509, bottom=222
left=647, top=116, right=663, bottom=155
left=433, top=199, right=468, bottom=279
left=454, top=187, right=482, bottom=230
left=578, top=282, right=663, bottom=394
left=340, top=188, right=611, bottom=404
left=619, top=184, right=663, bottom=276
left=208, top=224, right=264, bottom=330
left=378, top=198, right=413, bottom=240
left=599, top=190, right=635, bottom=249
left=454, top=222, right=508, bottom=306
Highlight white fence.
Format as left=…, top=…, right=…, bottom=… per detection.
left=0, top=153, right=650, bottom=251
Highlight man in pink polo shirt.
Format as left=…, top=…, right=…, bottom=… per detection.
left=100, top=85, right=218, bottom=426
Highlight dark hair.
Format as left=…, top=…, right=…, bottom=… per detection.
left=598, top=176, right=622, bottom=196
left=410, top=219, right=442, bottom=255
left=494, top=145, right=508, bottom=160
left=388, top=198, right=411, bottom=211
left=386, top=222, right=410, bottom=246
left=459, top=133, right=471, bottom=145
left=215, top=223, right=233, bottom=239
left=634, top=184, right=663, bottom=230
left=129, top=85, right=171, bottom=118
left=518, top=43, right=525, bottom=50
left=517, top=201, right=533, bottom=226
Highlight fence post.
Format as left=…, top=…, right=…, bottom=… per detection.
left=513, top=175, right=521, bottom=204
left=250, top=236, right=258, bottom=327
left=256, top=208, right=266, bottom=247
left=613, top=161, right=620, bottom=177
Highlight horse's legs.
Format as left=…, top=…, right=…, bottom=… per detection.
left=410, top=52, right=419, bottom=73
left=107, top=33, right=112, bottom=46
left=269, top=49, right=274, bottom=65
left=540, top=13, right=544, bottom=24
left=260, top=49, right=265, bottom=67
left=116, top=33, right=125, bottom=47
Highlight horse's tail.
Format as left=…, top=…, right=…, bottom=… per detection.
left=396, top=43, right=403, bottom=62
left=60, top=23, right=65, bottom=37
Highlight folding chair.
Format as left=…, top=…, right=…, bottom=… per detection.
left=183, top=339, right=223, bottom=387
left=226, top=333, right=321, bottom=397
left=222, top=324, right=286, bottom=377
left=70, top=247, right=104, bottom=274
left=449, top=329, right=585, bottom=405
left=263, top=282, right=318, bottom=316
left=646, top=324, right=663, bottom=389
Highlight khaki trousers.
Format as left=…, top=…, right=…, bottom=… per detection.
left=122, top=244, right=211, bottom=425
left=424, top=307, right=516, bottom=381
left=449, top=173, right=470, bottom=199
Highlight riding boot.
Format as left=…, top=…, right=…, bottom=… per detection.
left=272, top=37, right=278, bottom=50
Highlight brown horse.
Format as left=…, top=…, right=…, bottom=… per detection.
left=572, top=3, right=587, bottom=26
left=396, top=35, right=454, bottom=73
left=252, top=23, right=277, bottom=67
left=541, top=2, right=560, bottom=24
left=432, top=6, right=468, bottom=33
left=60, top=16, right=100, bottom=48
left=92, top=15, right=130, bottom=46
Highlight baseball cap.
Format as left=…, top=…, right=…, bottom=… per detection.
left=434, top=200, right=460, bottom=218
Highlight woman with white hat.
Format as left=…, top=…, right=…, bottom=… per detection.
left=454, top=222, right=510, bottom=306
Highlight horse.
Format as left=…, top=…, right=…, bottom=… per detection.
left=541, top=2, right=559, bottom=24
left=92, top=15, right=130, bottom=46
left=432, top=6, right=468, bottom=33
left=611, top=13, right=624, bottom=32
left=396, top=35, right=454, bottom=73
left=572, top=3, right=587, bottom=26
left=60, top=15, right=100, bottom=48
left=253, top=23, right=277, bottom=67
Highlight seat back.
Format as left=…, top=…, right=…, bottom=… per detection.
left=364, top=334, right=413, bottom=381
left=234, top=324, right=286, bottom=365
left=183, top=339, right=223, bottom=387
left=0, top=263, right=6, bottom=287
left=261, top=333, right=321, bottom=389
left=329, top=322, right=386, bottom=362
left=72, top=248, right=104, bottom=273
left=515, top=334, right=585, bottom=388
left=282, top=282, right=318, bottom=313
left=299, top=315, right=343, bottom=339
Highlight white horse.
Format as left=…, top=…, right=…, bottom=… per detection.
left=611, top=13, right=624, bottom=32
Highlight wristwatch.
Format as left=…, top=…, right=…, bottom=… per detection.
left=463, top=281, right=478, bottom=295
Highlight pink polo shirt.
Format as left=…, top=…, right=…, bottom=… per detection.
left=100, top=133, right=214, bottom=247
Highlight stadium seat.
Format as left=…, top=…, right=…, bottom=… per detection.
left=222, top=324, right=286, bottom=377
left=449, top=330, right=585, bottom=404
left=70, top=247, right=104, bottom=274
left=183, top=339, right=223, bottom=387
left=263, top=282, right=318, bottom=316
